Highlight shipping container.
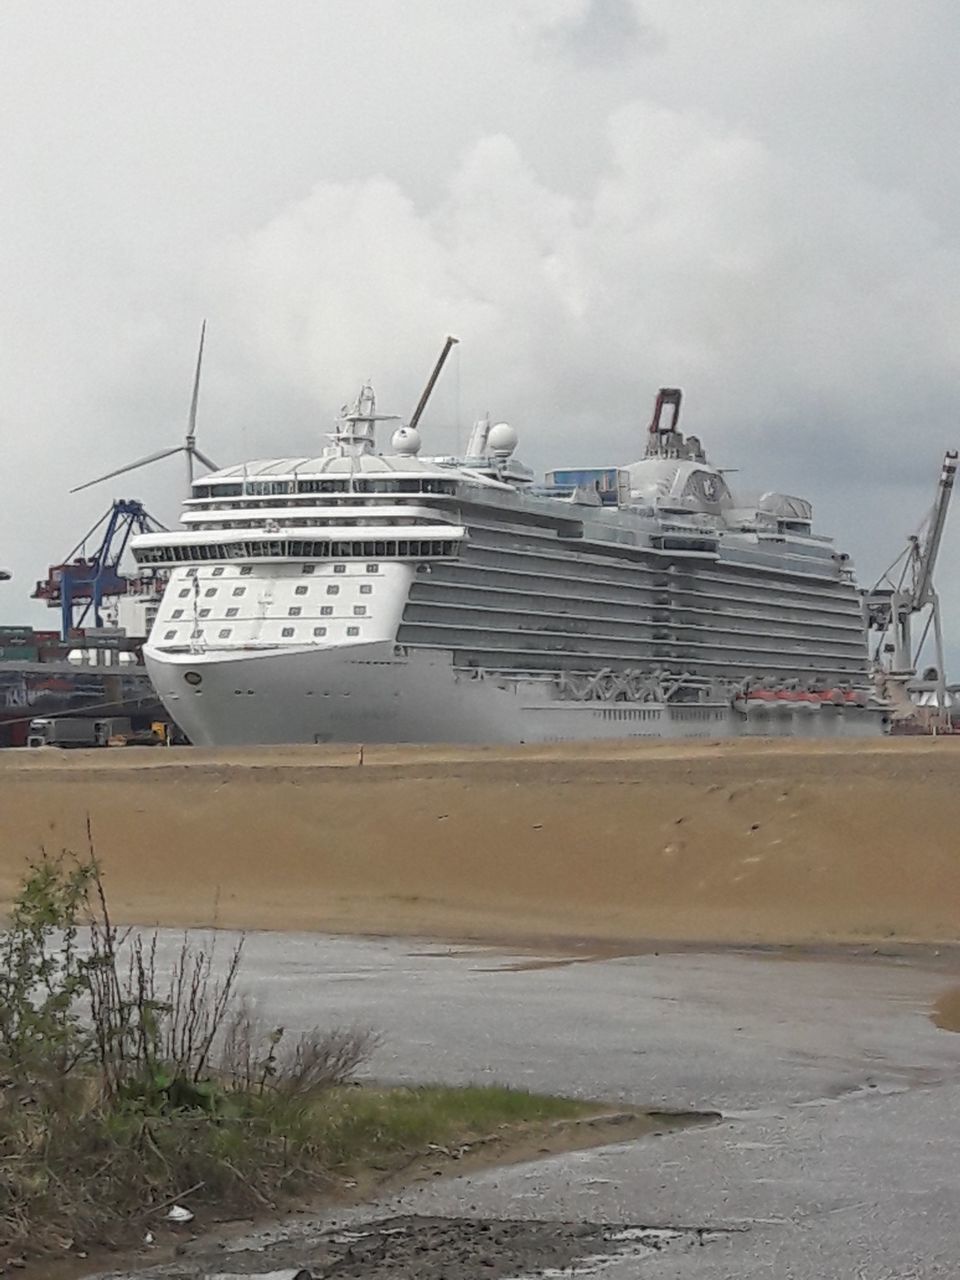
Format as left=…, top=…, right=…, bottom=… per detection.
left=0, top=646, right=39, bottom=662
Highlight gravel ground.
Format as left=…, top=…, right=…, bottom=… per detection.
left=88, top=933, right=960, bottom=1279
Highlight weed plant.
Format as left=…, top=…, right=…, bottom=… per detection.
left=0, top=849, right=585, bottom=1260
left=0, top=850, right=373, bottom=1252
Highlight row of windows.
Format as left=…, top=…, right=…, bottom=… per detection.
left=190, top=478, right=458, bottom=498
left=161, top=625, right=361, bottom=641
left=136, top=539, right=459, bottom=564
left=288, top=605, right=368, bottom=616
left=191, top=517, right=438, bottom=531
left=303, top=563, right=378, bottom=575
left=176, top=581, right=375, bottom=600
left=170, top=603, right=369, bottom=621
left=598, top=708, right=663, bottom=721
left=182, top=564, right=379, bottom=578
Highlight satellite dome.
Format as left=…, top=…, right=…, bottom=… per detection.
left=391, top=425, right=422, bottom=456
left=487, top=422, right=518, bottom=457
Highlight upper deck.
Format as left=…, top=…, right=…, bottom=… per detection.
left=129, top=381, right=846, bottom=588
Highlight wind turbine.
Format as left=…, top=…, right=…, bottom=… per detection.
left=72, top=321, right=220, bottom=496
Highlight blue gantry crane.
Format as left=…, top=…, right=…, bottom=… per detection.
left=32, top=499, right=167, bottom=640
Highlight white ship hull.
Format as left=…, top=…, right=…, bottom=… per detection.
left=146, top=643, right=882, bottom=746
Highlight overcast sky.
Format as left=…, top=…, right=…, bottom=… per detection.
left=2, top=0, right=959, bottom=665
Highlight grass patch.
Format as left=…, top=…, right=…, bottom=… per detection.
left=299, top=1083, right=596, bottom=1169
left=0, top=851, right=591, bottom=1262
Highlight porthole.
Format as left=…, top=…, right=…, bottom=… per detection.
left=184, top=671, right=202, bottom=687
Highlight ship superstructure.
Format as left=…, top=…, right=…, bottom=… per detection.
left=131, top=372, right=881, bottom=745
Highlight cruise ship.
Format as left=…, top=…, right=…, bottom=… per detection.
left=131, top=380, right=882, bottom=745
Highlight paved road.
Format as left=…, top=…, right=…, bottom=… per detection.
left=106, top=933, right=960, bottom=1278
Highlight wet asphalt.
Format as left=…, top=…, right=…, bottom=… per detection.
left=100, top=932, right=960, bottom=1278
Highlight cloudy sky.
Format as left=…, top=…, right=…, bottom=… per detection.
left=2, top=0, right=959, bottom=665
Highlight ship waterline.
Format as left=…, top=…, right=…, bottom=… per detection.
left=146, top=642, right=876, bottom=746
left=134, top=384, right=884, bottom=745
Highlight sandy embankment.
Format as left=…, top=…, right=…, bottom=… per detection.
left=0, top=737, right=957, bottom=946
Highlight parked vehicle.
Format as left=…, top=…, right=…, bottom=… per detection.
left=26, top=716, right=99, bottom=748
left=26, top=715, right=173, bottom=748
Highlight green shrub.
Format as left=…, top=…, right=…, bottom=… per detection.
left=0, top=851, right=375, bottom=1252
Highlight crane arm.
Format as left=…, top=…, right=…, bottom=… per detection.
left=914, top=450, right=958, bottom=607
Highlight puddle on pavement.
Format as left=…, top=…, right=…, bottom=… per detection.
left=478, top=957, right=600, bottom=972
left=932, top=986, right=960, bottom=1031
left=136, top=1216, right=727, bottom=1280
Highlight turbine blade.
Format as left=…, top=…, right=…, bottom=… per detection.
left=187, top=319, right=206, bottom=440
left=190, top=446, right=220, bottom=472
left=70, top=445, right=184, bottom=493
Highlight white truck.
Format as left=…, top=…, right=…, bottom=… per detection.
left=26, top=716, right=139, bottom=748
left=26, top=717, right=101, bottom=748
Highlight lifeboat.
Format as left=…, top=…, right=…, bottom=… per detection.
left=735, top=684, right=868, bottom=717
left=793, top=692, right=822, bottom=713
left=735, top=688, right=826, bottom=715
left=734, top=689, right=779, bottom=715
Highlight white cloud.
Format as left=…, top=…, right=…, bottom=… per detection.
left=212, top=96, right=960, bottom=486
left=2, top=0, right=960, bottom=672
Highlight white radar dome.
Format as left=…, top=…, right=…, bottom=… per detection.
left=487, top=422, right=518, bottom=457
left=391, top=425, right=422, bottom=456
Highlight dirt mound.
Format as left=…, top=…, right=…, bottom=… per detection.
left=0, top=738, right=957, bottom=945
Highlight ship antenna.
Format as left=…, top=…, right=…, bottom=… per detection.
left=409, top=336, right=459, bottom=431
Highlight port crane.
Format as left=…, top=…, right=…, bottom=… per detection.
left=864, top=450, right=958, bottom=726
left=32, top=499, right=167, bottom=641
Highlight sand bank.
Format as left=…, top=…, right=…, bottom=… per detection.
left=0, top=737, right=957, bottom=945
